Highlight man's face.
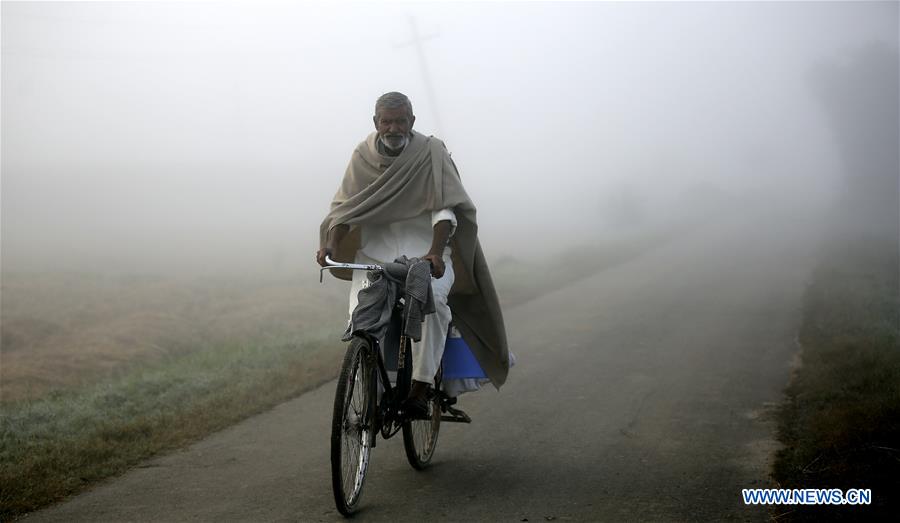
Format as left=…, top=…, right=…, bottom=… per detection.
left=374, top=106, right=415, bottom=151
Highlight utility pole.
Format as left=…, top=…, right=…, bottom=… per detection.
left=396, top=16, right=444, bottom=136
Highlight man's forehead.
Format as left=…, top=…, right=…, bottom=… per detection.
left=375, top=107, right=411, bottom=119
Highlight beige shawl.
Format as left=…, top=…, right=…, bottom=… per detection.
left=320, top=130, right=509, bottom=388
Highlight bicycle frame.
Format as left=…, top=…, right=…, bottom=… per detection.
left=321, top=256, right=407, bottom=437
left=322, top=255, right=471, bottom=426
left=325, top=255, right=452, bottom=516
left=357, top=314, right=411, bottom=444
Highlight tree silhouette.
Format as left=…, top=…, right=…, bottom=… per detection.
left=810, top=42, right=899, bottom=239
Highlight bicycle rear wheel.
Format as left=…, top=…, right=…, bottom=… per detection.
left=331, top=337, right=375, bottom=516
left=402, top=368, right=441, bottom=470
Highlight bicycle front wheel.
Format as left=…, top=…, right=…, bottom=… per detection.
left=331, top=337, right=375, bottom=516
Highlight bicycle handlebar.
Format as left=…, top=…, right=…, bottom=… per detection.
left=319, top=255, right=385, bottom=283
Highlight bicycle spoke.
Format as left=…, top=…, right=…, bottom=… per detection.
left=332, top=340, right=375, bottom=515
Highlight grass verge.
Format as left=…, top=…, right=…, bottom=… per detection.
left=0, top=335, right=343, bottom=520
left=773, top=233, right=900, bottom=520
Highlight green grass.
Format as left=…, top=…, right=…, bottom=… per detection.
left=773, top=233, right=900, bottom=521
left=0, top=334, right=344, bottom=520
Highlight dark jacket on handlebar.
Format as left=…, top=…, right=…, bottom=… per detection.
left=342, top=256, right=435, bottom=344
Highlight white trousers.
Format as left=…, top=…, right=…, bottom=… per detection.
left=348, top=253, right=454, bottom=386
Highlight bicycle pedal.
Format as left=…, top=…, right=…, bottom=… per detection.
left=441, top=406, right=471, bottom=423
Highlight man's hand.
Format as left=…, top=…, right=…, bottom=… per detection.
left=423, top=219, right=452, bottom=278
left=318, top=224, right=349, bottom=267
left=422, top=254, right=445, bottom=278
left=316, top=247, right=333, bottom=267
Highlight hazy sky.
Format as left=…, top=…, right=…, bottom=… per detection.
left=2, top=1, right=897, bottom=275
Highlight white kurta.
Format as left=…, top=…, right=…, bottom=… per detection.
left=358, top=209, right=457, bottom=263
left=348, top=209, right=457, bottom=386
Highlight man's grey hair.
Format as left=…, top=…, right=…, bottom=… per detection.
left=375, top=92, right=414, bottom=118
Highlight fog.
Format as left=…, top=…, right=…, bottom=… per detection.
left=2, top=1, right=897, bottom=276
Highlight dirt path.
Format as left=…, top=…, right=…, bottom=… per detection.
left=25, top=212, right=821, bottom=522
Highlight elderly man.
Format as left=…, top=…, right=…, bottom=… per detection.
left=317, top=92, right=509, bottom=414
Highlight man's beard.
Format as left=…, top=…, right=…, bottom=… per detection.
left=380, top=133, right=409, bottom=152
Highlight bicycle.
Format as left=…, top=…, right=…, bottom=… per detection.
left=320, top=256, right=474, bottom=516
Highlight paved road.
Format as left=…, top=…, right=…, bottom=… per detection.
left=27, top=213, right=820, bottom=522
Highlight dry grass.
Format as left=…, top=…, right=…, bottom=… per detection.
left=0, top=269, right=350, bottom=519
left=1, top=270, right=347, bottom=402
left=773, top=233, right=900, bottom=521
